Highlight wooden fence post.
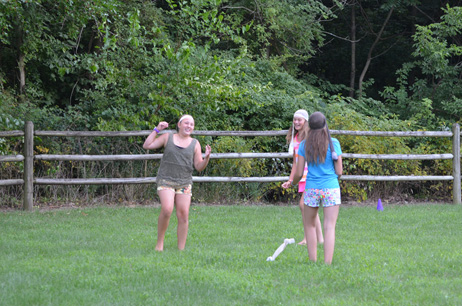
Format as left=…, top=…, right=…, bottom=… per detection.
left=453, top=123, right=461, bottom=204
left=23, top=121, right=34, bottom=210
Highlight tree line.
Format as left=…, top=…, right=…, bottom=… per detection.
left=1, top=0, right=461, bottom=205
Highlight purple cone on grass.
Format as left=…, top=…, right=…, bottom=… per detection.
left=377, top=198, right=384, bottom=211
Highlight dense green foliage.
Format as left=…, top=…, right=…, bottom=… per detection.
left=1, top=205, right=462, bottom=304
left=0, top=0, right=461, bottom=206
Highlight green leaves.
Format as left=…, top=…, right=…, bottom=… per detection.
left=380, top=5, right=462, bottom=122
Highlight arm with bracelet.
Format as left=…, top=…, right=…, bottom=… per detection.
left=143, top=121, right=169, bottom=150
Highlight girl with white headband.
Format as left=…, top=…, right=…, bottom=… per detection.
left=282, top=110, right=324, bottom=246
left=143, top=114, right=211, bottom=251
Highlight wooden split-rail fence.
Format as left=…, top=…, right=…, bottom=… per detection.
left=0, top=122, right=460, bottom=210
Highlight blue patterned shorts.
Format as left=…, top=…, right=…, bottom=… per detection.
left=304, top=188, right=341, bottom=207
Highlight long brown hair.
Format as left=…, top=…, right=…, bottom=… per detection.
left=285, top=121, right=309, bottom=144
left=304, top=112, right=329, bottom=164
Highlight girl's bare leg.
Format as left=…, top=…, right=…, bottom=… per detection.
left=323, top=205, right=340, bottom=264
left=155, top=189, right=175, bottom=251
left=298, top=194, right=307, bottom=245
left=299, top=194, right=324, bottom=245
left=175, top=194, right=191, bottom=250
left=315, top=213, right=324, bottom=244
left=303, top=205, right=319, bottom=262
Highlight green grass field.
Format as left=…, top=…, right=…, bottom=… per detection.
left=1, top=204, right=461, bottom=305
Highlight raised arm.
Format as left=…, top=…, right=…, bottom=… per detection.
left=281, top=153, right=297, bottom=189
left=291, top=155, right=306, bottom=186
left=194, top=141, right=211, bottom=172
left=143, top=121, right=169, bottom=150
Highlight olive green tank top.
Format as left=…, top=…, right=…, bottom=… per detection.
left=156, top=133, right=197, bottom=188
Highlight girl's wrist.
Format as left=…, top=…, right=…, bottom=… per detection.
left=153, top=127, right=160, bottom=133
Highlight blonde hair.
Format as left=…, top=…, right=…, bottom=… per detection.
left=285, top=121, right=309, bottom=144
left=286, top=109, right=309, bottom=144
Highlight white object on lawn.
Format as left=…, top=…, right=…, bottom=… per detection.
left=266, top=238, right=295, bottom=261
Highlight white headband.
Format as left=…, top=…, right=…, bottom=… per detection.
left=179, top=115, right=194, bottom=123
left=289, top=110, right=308, bottom=154
left=293, top=109, right=309, bottom=121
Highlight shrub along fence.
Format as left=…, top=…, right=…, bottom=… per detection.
left=0, top=122, right=460, bottom=210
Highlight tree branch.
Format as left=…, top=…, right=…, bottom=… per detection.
left=358, top=7, right=394, bottom=96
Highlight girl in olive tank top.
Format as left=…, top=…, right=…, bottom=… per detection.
left=143, top=115, right=211, bottom=251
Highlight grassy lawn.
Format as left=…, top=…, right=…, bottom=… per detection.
left=1, top=203, right=461, bottom=305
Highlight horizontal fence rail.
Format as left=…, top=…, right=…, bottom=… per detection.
left=0, top=131, right=24, bottom=137
left=0, top=122, right=460, bottom=210
left=0, top=155, right=24, bottom=162
left=34, top=176, right=289, bottom=185
left=34, top=153, right=454, bottom=161
left=33, top=129, right=454, bottom=137
left=0, top=179, right=24, bottom=186
left=33, top=175, right=455, bottom=186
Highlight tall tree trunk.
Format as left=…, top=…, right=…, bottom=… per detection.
left=18, top=52, right=26, bottom=95
left=358, top=7, right=394, bottom=97
left=349, top=3, right=356, bottom=98
left=15, top=16, right=26, bottom=95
